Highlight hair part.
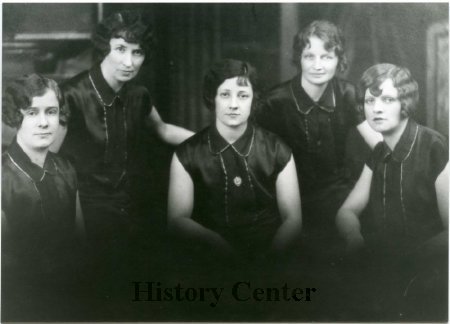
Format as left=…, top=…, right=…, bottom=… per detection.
left=2, top=74, right=67, bottom=128
left=92, top=10, right=155, bottom=61
left=356, top=63, right=419, bottom=118
left=203, top=58, right=258, bottom=111
left=292, top=20, right=347, bottom=73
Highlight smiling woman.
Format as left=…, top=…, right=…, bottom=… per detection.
left=168, top=59, right=302, bottom=263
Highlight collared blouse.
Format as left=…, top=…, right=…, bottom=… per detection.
left=176, top=123, right=292, bottom=253
left=2, top=139, right=77, bottom=269
left=365, top=119, right=448, bottom=252
left=256, top=74, right=364, bottom=196
left=61, top=64, right=153, bottom=195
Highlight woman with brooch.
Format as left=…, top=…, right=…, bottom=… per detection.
left=167, top=59, right=302, bottom=263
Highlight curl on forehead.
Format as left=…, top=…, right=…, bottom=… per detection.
left=2, top=74, right=67, bottom=128
left=203, top=59, right=258, bottom=110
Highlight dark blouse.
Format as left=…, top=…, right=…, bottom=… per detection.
left=176, top=123, right=292, bottom=253
left=366, top=119, right=448, bottom=253
left=60, top=64, right=153, bottom=198
left=2, top=139, right=77, bottom=269
left=256, top=74, right=364, bottom=196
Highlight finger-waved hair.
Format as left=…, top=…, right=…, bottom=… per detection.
left=203, top=58, right=258, bottom=112
left=356, top=63, right=419, bottom=118
left=292, top=20, right=347, bottom=73
left=92, top=10, right=155, bottom=60
left=3, top=74, right=67, bottom=128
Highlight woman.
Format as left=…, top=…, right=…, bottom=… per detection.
left=168, top=59, right=301, bottom=261
left=336, top=63, right=448, bottom=320
left=256, top=20, right=382, bottom=254
left=59, top=11, right=193, bottom=257
left=2, top=74, right=85, bottom=277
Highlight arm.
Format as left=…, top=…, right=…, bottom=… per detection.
left=270, top=155, right=302, bottom=254
left=336, top=164, right=373, bottom=254
left=146, top=107, right=194, bottom=145
left=167, top=153, right=232, bottom=254
left=356, top=120, right=383, bottom=149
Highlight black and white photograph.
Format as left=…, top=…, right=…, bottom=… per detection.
left=2, top=2, right=448, bottom=322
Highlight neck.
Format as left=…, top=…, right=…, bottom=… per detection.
left=16, top=136, right=48, bottom=168
left=301, top=77, right=328, bottom=102
left=383, top=118, right=409, bottom=151
left=216, top=121, right=248, bottom=144
left=100, top=61, right=123, bottom=92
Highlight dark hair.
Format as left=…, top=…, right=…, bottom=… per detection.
left=2, top=74, right=67, bottom=128
left=92, top=11, right=155, bottom=60
left=356, top=63, right=419, bottom=118
left=203, top=59, right=258, bottom=111
left=292, top=20, right=347, bottom=73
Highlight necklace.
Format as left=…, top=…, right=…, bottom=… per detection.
left=88, top=73, right=128, bottom=165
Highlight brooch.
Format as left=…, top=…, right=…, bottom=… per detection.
left=233, top=176, right=242, bottom=187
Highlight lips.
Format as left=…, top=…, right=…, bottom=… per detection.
left=34, top=133, right=52, bottom=136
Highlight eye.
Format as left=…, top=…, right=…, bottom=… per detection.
left=238, top=93, right=250, bottom=99
left=133, top=49, right=145, bottom=56
left=302, top=53, right=314, bottom=60
left=47, top=107, right=59, bottom=115
left=323, top=55, right=334, bottom=60
left=23, top=109, right=37, bottom=116
left=116, top=46, right=126, bottom=53
left=219, top=92, right=230, bottom=98
left=364, top=97, right=375, bottom=105
left=382, top=97, right=397, bottom=104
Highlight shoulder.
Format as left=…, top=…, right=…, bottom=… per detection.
left=48, top=152, right=77, bottom=183
left=416, top=123, right=447, bottom=146
left=263, top=79, right=294, bottom=101
left=332, top=77, right=356, bottom=95
left=60, top=70, right=90, bottom=92
left=415, top=123, right=448, bottom=162
left=254, top=125, right=292, bottom=157
left=125, top=80, right=151, bottom=97
left=176, top=127, right=209, bottom=153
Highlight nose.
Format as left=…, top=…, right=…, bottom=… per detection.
left=38, top=112, right=49, bottom=128
left=372, top=99, right=384, bottom=113
left=122, top=51, right=132, bottom=67
left=313, top=57, right=323, bottom=70
left=229, top=95, right=238, bottom=110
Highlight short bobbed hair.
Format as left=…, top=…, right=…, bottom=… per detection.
left=203, top=59, right=258, bottom=111
left=92, top=10, right=155, bottom=60
left=356, top=63, right=419, bottom=118
left=3, top=74, right=67, bottom=128
left=292, top=20, right=347, bottom=73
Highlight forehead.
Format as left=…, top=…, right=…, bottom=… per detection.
left=109, top=37, right=142, bottom=49
left=29, top=89, right=59, bottom=107
left=365, top=78, right=398, bottom=96
left=218, top=76, right=252, bottom=90
left=304, top=36, right=335, bottom=53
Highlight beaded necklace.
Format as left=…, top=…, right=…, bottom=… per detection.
left=208, top=126, right=256, bottom=225
left=88, top=73, right=128, bottom=166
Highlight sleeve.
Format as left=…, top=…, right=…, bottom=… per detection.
left=340, top=80, right=365, bottom=126
left=366, top=142, right=383, bottom=171
left=429, top=134, right=449, bottom=182
left=273, top=136, right=293, bottom=175
left=175, top=141, right=193, bottom=176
